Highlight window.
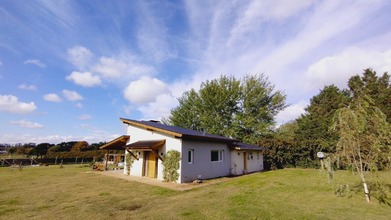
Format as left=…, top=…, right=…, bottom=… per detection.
left=211, top=150, right=224, bottom=162
left=188, top=149, right=194, bottom=164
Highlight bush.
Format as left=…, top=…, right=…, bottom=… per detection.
left=162, top=150, right=180, bottom=182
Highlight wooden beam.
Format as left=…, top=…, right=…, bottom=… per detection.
left=150, top=149, right=164, bottom=162
left=151, top=140, right=166, bottom=149
left=126, top=148, right=139, bottom=161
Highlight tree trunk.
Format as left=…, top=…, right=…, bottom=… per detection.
left=363, top=181, right=370, bottom=202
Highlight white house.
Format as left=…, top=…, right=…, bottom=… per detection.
left=101, top=118, right=266, bottom=183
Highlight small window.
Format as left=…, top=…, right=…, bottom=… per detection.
left=211, top=150, right=224, bottom=162
left=188, top=149, right=194, bottom=164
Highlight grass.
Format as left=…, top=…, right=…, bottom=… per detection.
left=1, top=165, right=391, bottom=219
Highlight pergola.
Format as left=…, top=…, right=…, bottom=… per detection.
left=100, top=136, right=165, bottom=171
left=100, top=135, right=130, bottom=170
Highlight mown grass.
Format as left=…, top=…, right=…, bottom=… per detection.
left=1, top=165, right=390, bottom=219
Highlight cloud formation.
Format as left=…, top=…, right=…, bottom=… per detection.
left=67, top=46, right=94, bottom=70
left=0, top=95, right=37, bottom=114
left=123, top=77, right=169, bottom=104
left=43, top=93, right=62, bottom=102
left=10, top=119, right=43, bottom=128
left=78, top=114, right=92, bottom=120
left=62, top=90, right=83, bottom=101
left=24, top=59, right=46, bottom=68
left=66, top=71, right=102, bottom=87
left=18, top=84, right=37, bottom=91
left=306, top=47, right=391, bottom=90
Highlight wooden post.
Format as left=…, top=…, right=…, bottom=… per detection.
left=105, top=150, right=109, bottom=171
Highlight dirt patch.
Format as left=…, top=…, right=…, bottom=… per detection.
left=118, top=205, right=142, bottom=212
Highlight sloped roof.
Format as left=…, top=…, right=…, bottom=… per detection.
left=126, top=140, right=166, bottom=150
left=120, top=118, right=237, bottom=143
left=232, top=142, right=267, bottom=151
left=100, top=135, right=130, bottom=150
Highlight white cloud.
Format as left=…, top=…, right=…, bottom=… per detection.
left=18, top=84, right=37, bottom=91
left=228, top=0, right=314, bottom=45
left=136, top=1, right=177, bottom=63
left=0, top=95, right=37, bottom=114
left=93, top=56, right=154, bottom=79
left=62, top=90, right=83, bottom=101
left=24, top=59, right=45, bottom=68
left=137, top=93, right=178, bottom=120
left=10, top=119, right=43, bottom=128
left=43, top=93, right=62, bottom=102
left=76, top=102, right=83, bottom=108
left=124, top=77, right=169, bottom=104
left=67, top=46, right=94, bottom=70
left=78, top=114, right=92, bottom=120
left=276, top=101, right=308, bottom=125
left=0, top=133, right=121, bottom=145
left=66, top=71, right=102, bottom=87
left=306, top=47, right=391, bottom=90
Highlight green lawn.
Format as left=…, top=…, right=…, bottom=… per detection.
left=1, top=165, right=390, bottom=219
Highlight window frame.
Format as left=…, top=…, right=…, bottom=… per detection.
left=188, top=149, right=194, bottom=164
left=211, top=150, right=224, bottom=162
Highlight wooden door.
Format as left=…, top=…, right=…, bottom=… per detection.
left=146, top=152, right=157, bottom=178
left=243, top=152, right=247, bottom=174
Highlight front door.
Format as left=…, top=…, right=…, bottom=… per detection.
left=144, top=151, right=157, bottom=178
left=243, top=152, right=247, bottom=174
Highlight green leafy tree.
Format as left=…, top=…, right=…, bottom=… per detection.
left=167, top=74, right=286, bottom=144
left=71, top=141, right=89, bottom=152
left=30, top=143, right=54, bottom=158
left=332, top=93, right=391, bottom=203
left=56, top=141, right=77, bottom=152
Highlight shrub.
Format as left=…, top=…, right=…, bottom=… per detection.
left=162, top=150, right=180, bottom=182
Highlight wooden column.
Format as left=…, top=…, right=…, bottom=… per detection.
left=105, top=150, right=109, bottom=171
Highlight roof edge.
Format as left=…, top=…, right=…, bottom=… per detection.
left=120, top=118, right=183, bottom=138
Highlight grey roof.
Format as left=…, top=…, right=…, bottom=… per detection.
left=232, top=142, right=267, bottom=151
left=120, top=118, right=237, bottom=143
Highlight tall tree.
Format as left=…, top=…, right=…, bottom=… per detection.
left=30, top=143, right=54, bottom=158
left=332, top=93, right=391, bottom=202
left=348, top=68, right=391, bottom=123
left=167, top=74, right=286, bottom=144
left=295, top=85, right=349, bottom=154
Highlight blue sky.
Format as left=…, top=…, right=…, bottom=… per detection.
left=1, top=0, right=391, bottom=144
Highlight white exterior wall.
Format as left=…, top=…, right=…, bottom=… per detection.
left=123, top=125, right=182, bottom=182
left=230, top=151, right=264, bottom=175
left=246, top=151, right=264, bottom=173
left=180, top=140, right=231, bottom=183
left=231, top=151, right=244, bottom=175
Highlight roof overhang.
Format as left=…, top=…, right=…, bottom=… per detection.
left=232, top=142, right=267, bottom=151
left=100, top=135, right=130, bottom=150
left=120, top=118, right=183, bottom=138
left=125, top=140, right=166, bottom=150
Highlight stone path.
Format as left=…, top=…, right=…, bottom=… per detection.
left=96, top=169, right=231, bottom=191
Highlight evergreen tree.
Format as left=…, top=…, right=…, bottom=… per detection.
left=348, top=68, right=391, bottom=123
left=295, top=85, right=349, bottom=155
